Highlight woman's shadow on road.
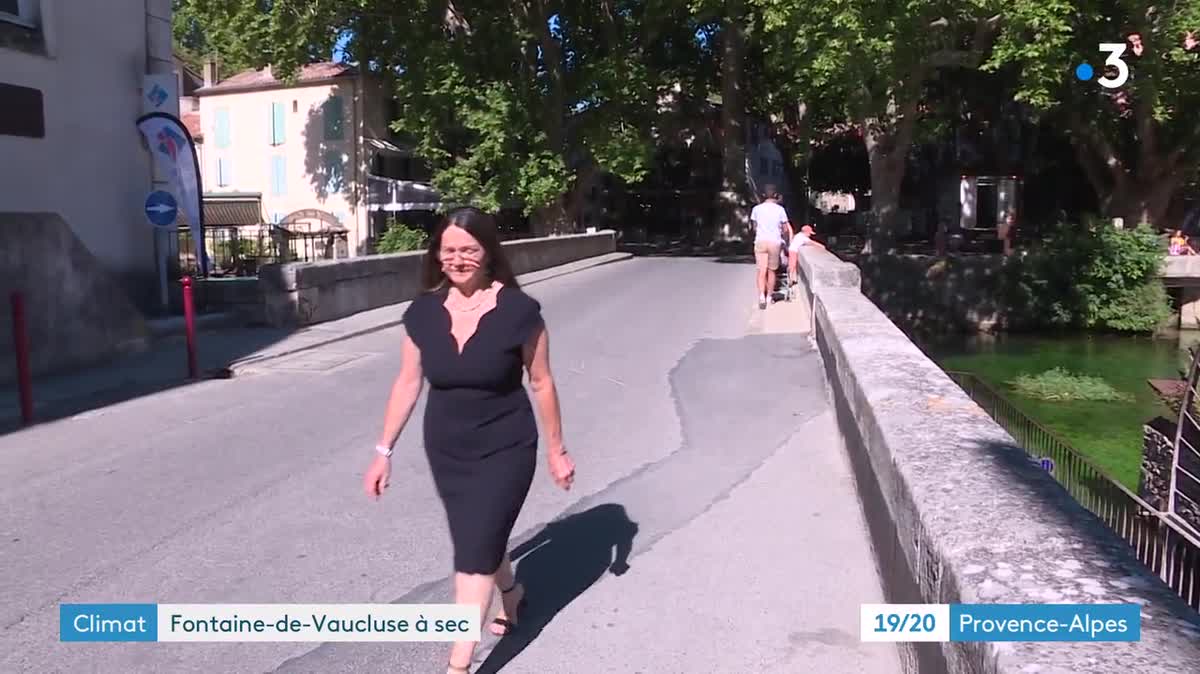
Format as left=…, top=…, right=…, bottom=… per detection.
left=476, top=503, right=638, bottom=673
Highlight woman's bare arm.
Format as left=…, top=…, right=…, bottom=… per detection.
left=376, top=334, right=425, bottom=450
left=523, top=325, right=565, bottom=453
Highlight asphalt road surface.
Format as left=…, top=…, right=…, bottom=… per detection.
left=1, top=257, right=900, bottom=673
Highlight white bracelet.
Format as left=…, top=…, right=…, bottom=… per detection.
left=375, top=445, right=393, bottom=458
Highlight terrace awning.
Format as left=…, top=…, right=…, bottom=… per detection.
left=198, top=194, right=265, bottom=226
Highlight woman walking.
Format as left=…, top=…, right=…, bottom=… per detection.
left=363, top=207, right=576, bottom=673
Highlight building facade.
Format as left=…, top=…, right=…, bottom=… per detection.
left=196, top=62, right=439, bottom=257
left=0, top=0, right=175, bottom=308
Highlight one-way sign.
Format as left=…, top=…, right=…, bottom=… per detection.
left=144, top=190, right=178, bottom=227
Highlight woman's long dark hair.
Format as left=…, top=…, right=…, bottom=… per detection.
left=420, top=207, right=520, bottom=291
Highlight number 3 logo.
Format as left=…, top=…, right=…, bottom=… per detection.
left=1098, top=43, right=1130, bottom=88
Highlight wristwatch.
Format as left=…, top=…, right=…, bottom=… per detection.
left=375, top=444, right=393, bottom=458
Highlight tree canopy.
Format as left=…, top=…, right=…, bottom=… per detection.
left=174, top=0, right=1200, bottom=237
left=989, top=0, right=1200, bottom=226
left=176, top=0, right=717, bottom=232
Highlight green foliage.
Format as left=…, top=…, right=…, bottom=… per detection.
left=1009, top=367, right=1133, bottom=402
left=989, top=1, right=1200, bottom=221
left=172, top=0, right=285, bottom=76
left=181, top=1, right=700, bottom=221
left=1000, top=221, right=1171, bottom=332
left=375, top=220, right=428, bottom=255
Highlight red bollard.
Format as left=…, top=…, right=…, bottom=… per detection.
left=10, top=291, right=34, bottom=425
left=181, top=276, right=198, bottom=379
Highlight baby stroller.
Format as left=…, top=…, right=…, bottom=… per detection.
left=774, top=246, right=793, bottom=303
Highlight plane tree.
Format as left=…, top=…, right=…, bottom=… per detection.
left=990, top=1, right=1200, bottom=228
left=177, top=0, right=712, bottom=234
left=751, top=0, right=1009, bottom=251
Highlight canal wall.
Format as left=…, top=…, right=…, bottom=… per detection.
left=853, top=253, right=1033, bottom=336
left=856, top=252, right=1187, bottom=337
left=795, top=244, right=1200, bottom=673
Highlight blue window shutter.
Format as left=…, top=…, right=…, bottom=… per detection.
left=216, top=158, right=232, bottom=187
left=270, top=156, right=287, bottom=196
left=270, top=102, right=286, bottom=145
left=323, top=96, right=344, bottom=140
left=214, top=108, right=231, bottom=148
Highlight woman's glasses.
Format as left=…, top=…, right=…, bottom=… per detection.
left=439, top=246, right=483, bottom=261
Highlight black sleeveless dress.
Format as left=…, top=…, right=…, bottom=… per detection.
left=402, top=285, right=544, bottom=575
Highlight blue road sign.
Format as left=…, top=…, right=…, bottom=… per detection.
left=144, top=190, right=178, bottom=227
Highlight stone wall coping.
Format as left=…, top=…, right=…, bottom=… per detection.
left=1161, top=254, right=1200, bottom=278
left=796, top=246, right=1200, bottom=672
left=259, top=230, right=617, bottom=293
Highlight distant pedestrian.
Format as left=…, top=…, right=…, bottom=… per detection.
left=364, top=207, right=576, bottom=674
left=750, top=184, right=791, bottom=309
left=998, top=212, right=1016, bottom=256
left=1170, top=230, right=1196, bottom=256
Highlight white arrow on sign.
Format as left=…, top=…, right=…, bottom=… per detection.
left=146, top=203, right=176, bottom=214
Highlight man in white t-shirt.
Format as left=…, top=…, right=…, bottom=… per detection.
left=749, top=184, right=791, bottom=309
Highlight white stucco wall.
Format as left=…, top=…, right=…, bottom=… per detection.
left=0, top=0, right=170, bottom=294
left=198, top=78, right=371, bottom=253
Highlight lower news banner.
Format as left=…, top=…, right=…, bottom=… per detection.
left=59, top=604, right=480, bottom=642
left=860, top=603, right=1141, bottom=642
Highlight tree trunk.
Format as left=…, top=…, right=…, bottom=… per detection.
left=859, top=88, right=919, bottom=254
left=1107, top=176, right=1180, bottom=229
left=1067, top=112, right=1185, bottom=229
left=529, top=198, right=572, bottom=236
left=523, top=0, right=572, bottom=238
left=528, top=162, right=599, bottom=237
left=716, top=1, right=751, bottom=242
left=768, top=101, right=812, bottom=221
left=866, top=156, right=904, bottom=253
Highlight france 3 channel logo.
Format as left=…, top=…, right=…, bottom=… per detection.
left=860, top=603, right=1141, bottom=643
left=1073, top=43, right=1132, bottom=89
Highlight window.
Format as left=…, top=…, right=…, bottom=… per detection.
left=323, top=150, right=345, bottom=193
left=0, top=82, right=43, bottom=138
left=270, top=155, right=287, bottom=196
left=0, top=0, right=38, bottom=26
left=333, top=211, right=346, bottom=225
left=214, top=107, right=231, bottom=149
left=270, top=102, right=286, bottom=145
left=759, top=158, right=769, bottom=174
left=775, top=160, right=784, bottom=176
left=323, top=96, right=344, bottom=140
left=216, top=158, right=232, bottom=187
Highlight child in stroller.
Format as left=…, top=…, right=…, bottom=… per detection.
left=774, top=237, right=795, bottom=303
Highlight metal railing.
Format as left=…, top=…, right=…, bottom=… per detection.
left=366, top=174, right=441, bottom=210
left=948, top=370, right=1200, bottom=611
left=176, top=226, right=278, bottom=277
left=174, top=224, right=349, bottom=278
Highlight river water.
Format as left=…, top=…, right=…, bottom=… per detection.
left=923, top=331, right=1200, bottom=490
